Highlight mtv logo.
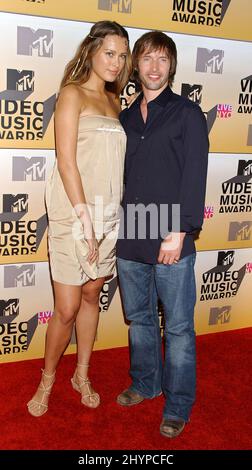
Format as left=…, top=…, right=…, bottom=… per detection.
left=98, top=0, right=132, bottom=13
left=217, top=251, right=234, bottom=267
left=181, top=84, right=202, bottom=104
left=237, top=160, right=252, bottom=176
left=12, top=156, right=46, bottom=181
left=228, top=221, right=252, bottom=241
left=196, top=48, right=224, bottom=74
left=17, top=27, right=53, bottom=57
left=0, top=299, right=19, bottom=317
left=247, top=125, right=252, bottom=146
left=7, top=69, right=34, bottom=92
left=209, top=306, right=231, bottom=325
left=4, top=265, right=35, bottom=288
left=2, top=194, right=28, bottom=213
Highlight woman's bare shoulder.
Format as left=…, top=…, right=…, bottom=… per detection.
left=56, top=84, right=84, bottom=114
left=58, top=84, right=83, bottom=100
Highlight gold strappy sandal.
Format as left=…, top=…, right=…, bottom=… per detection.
left=71, top=363, right=100, bottom=408
left=27, top=369, right=55, bottom=417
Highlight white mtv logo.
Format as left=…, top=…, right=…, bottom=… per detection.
left=25, top=161, right=46, bottom=181
left=12, top=197, right=27, bottom=212
left=98, top=0, right=132, bottom=12
left=223, top=253, right=234, bottom=265
left=4, top=265, right=36, bottom=288
left=206, top=54, right=224, bottom=73
left=13, top=157, right=46, bottom=181
left=237, top=224, right=251, bottom=240
left=196, top=48, right=224, bottom=74
left=209, top=306, right=231, bottom=325
left=11, top=198, right=28, bottom=212
left=17, top=27, right=53, bottom=57
left=32, top=35, right=53, bottom=57
left=4, top=301, right=19, bottom=316
left=189, top=88, right=202, bottom=102
left=17, top=74, right=34, bottom=91
left=243, top=162, right=252, bottom=176
left=16, top=268, right=35, bottom=287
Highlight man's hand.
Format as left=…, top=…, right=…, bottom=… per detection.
left=158, top=232, right=186, bottom=265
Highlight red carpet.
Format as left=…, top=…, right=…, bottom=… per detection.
left=1, top=328, right=252, bottom=450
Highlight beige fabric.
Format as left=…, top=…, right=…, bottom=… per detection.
left=45, top=115, right=126, bottom=285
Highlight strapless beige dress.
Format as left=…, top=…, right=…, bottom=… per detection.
left=45, top=115, right=126, bottom=285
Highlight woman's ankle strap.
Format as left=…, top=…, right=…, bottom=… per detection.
left=41, top=368, right=56, bottom=378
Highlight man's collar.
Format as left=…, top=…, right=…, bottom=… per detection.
left=133, top=85, right=173, bottom=108
left=151, top=85, right=173, bottom=107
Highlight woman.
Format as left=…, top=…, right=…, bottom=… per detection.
left=27, top=21, right=131, bottom=417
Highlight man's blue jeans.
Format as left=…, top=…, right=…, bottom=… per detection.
left=117, top=254, right=196, bottom=422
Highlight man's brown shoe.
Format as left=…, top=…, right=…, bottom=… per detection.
left=160, top=418, right=185, bottom=438
left=117, top=388, right=145, bottom=406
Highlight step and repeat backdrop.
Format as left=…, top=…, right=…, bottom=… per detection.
left=0, top=0, right=251, bottom=363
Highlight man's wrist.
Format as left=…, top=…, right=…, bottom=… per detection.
left=163, top=232, right=186, bottom=241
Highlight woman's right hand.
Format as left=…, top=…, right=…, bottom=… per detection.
left=80, top=215, right=99, bottom=264
left=74, top=203, right=99, bottom=264
left=85, top=228, right=99, bottom=265
left=81, top=215, right=98, bottom=265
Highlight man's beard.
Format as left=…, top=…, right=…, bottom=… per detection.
left=139, top=74, right=169, bottom=91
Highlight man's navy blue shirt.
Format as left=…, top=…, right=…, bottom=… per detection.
left=117, top=85, right=209, bottom=264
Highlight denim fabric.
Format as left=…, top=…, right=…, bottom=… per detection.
left=117, top=254, right=196, bottom=422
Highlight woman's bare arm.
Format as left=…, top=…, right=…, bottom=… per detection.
left=55, top=85, right=97, bottom=259
left=55, top=85, right=87, bottom=211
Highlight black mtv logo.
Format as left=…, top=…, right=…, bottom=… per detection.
left=98, top=0, right=132, bottom=13
left=17, top=26, right=53, bottom=57
left=196, top=48, right=224, bottom=74
left=0, top=299, right=19, bottom=317
left=228, top=222, right=252, bottom=241
left=7, top=69, right=34, bottom=92
left=12, top=156, right=46, bottom=181
left=2, top=194, right=28, bottom=214
left=217, top=251, right=234, bottom=267
left=181, top=84, right=202, bottom=104
left=237, top=160, right=252, bottom=176
left=209, top=306, right=231, bottom=325
left=4, top=265, right=35, bottom=288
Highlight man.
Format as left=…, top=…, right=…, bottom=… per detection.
left=116, top=31, right=209, bottom=438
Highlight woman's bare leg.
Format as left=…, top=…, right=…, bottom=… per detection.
left=73, top=277, right=105, bottom=408
left=27, top=282, right=82, bottom=416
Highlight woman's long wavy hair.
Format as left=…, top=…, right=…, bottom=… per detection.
left=60, top=21, right=131, bottom=95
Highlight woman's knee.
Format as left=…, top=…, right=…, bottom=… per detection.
left=81, top=282, right=103, bottom=305
left=55, top=302, right=80, bottom=325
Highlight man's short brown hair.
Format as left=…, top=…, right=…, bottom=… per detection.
left=132, top=31, right=177, bottom=88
